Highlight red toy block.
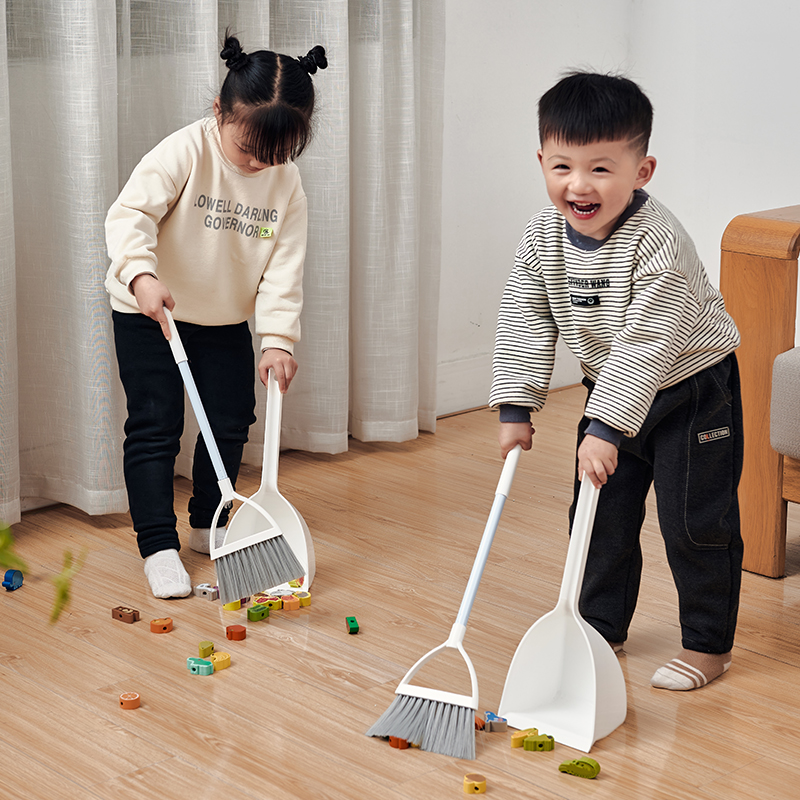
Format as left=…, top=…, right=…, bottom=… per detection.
left=119, top=692, right=140, bottom=709
left=226, top=624, right=247, bottom=641
left=150, top=617, right=173, bottom=633
left=389, top=736, right=409, bottom=749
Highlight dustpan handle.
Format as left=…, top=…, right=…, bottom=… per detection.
left=163, top=309, right=231, bottom=493
left=452, top=445, right=521, bottom=632
left=557, top=476, right=600, bottom=612
left=261, top=369, right=283, bottom=492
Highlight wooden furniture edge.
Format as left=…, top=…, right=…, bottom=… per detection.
left=722, top=206, right=800, bottom=261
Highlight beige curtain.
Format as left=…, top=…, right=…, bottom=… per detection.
left=0, top=0, right=444, bottom=524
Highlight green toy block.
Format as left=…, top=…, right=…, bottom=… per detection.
left=558, top=757, right=600, bottom=779
left=247, top=604, right=270, bottom=621
left=345, top=616, right=359, bottom=634
left=198, top=640, right=214, bottom=658
left=187, top=657, right=214, bottom=676
left=523, top=733, right=554, bottom=751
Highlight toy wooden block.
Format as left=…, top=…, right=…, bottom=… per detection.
left=280, top=594, right=300, bottom=611
left=463, top=773, right=487, bottom=794
left=252, top=594, right=270, bottom=605
left=346, top=616, right=359, bottom=634
left=119, top=692, right=140, bottom=709
left=523, top=733, right=554, bottom=751
left=193, top=583, right=219, bottom=600
left=2, top=569, right=23, bottom=591
left=222, top=600, right=241, bottom=611
left=288, top=578, right=304, bottom=588
left=198, top=640, right=214, bottom=658
left=484, top=711, right=507, bottom=732
left=187, top=657, right=214, bottom=675
left=247, top=604, right=269, bottom=622
left=210, top=651, right=231, bottom=671
left=389, top=736, right=409, bottom=749
left=292, top=590, right=311, bottom=606
left=239, top=597, right=250, bottom=605
left=260, top=596, right=283, bottom=610
left=559, top=757, right=600, bottom=779
left=511, top=728, right=538, bottom=748
left=112, top=606, right=140, bottom=623
left=150, top=617, right=173, bottom=633
left=474, top=713, right=485, bottom=730
left=226, top=624, right=246, bottom=641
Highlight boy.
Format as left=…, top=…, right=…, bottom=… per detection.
left=490, top=72, right=743, bottom=690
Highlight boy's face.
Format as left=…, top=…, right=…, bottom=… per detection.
left=538, top=138, right=656, bottom=241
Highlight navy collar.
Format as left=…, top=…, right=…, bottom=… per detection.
left=565, top=189, right=649, bottom=251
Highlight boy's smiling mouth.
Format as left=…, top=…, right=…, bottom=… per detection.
left=569, top=201, right=600, bottom=218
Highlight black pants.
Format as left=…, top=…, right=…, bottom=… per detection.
left=113, top=312, right=256, bottom=558
left=572, top=353, right=744, bottom=654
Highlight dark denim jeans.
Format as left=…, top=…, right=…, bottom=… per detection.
left=113, top=312, right=256, bottom=558
left=572, top=353, right=744, bottom=654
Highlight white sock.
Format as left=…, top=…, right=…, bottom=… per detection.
left=188, top=526, right=227, bottom=554
left=143, top=549, right=192, bottom=598
left=650, top=651, right=731, bottom=691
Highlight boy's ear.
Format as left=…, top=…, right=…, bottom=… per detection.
left=537, top=148, right=544, bottom=166
left=635, top=155, right=657, bottom=188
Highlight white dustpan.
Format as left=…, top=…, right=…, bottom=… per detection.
left=224, top=369, right=315, bottom=593
left=498, top=476, right=626, bottom=752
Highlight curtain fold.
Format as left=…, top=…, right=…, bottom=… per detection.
left=1, top=0, right=444, bottom=524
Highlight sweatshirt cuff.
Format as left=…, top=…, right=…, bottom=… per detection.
left=585, top=419, right=624, bottom=448
left=260, top=335, right=295, bottom=355
left=498, top=404, right=531, bottom=423
left=118, top=259, right=157, bottom=294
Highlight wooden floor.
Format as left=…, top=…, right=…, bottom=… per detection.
left=5, top=384, right=800, bottom=799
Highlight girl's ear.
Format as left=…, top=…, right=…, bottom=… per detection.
left=636, top=155, right=657, bottom=188
left=213, top=96, right=222, bottom=121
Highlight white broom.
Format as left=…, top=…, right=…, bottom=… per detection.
left=164, top=309, right=303, bottom=603
left=366, top=446, right=522, bottom=759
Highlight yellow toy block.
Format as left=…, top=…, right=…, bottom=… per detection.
left=198, top=640, right=214, bottom=658
left=463, top=773, right=487, bottom=794
left=292, top=590, right=311, bottom=607
left=511, top=728, right=538, bottom=748
left=210, top=651, right=231, bottom=671
left=222, top=600, right=241, bottom=611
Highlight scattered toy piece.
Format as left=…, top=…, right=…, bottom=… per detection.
left=226, top=624, right=247, bottom=641
left=198, top=640, right=214, bottom=658
left=2, top=569, right=23, bottom=591
left=210, top=651, right=231, bottom=671
left=187, top=657, right=214, bottom=675
left=119, top=691, right=140, bottom=709
left=239, top=596, right=250, bottom=605
left=463, top=773, right=487, bottom=794
left=474, top=713, right=485, bottom=731
left=511, top=728, right=538, bottom=748
left=281, top=594, right=300, bottom=610
left=524, top=733, right=554, bottom=751
left=222, top=600, right=241, bottom=611
left=484, top=711, right=508, bottom=732
left=559, top=757, right=600, bottom=779
left=292, top=590, right=311, bottom=606
left=193, top=583, right=219, bottom=600
left=247, top=604, right=269, bottom=622
left=346, top=616, right=359, bottom=634
left=389, top=736, right=409, bottom=749
left=260, top=596, right=283, bottom=610
left=288, top=578, right=304, bottom=588
left=111, top=606, right=140, bottom=623
left=150, top=617, right=173, bottom=633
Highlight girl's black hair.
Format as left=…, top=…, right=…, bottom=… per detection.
left=218, top=30, right=328, bottom=165
left=538, top=71, right=653, bottom=155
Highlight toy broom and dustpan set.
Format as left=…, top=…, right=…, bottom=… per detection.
left=166, top=307, right=626, bottom=757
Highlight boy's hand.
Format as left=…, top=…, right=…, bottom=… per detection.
left=578, top=434, right=618, bottom=488
left=130, top=273, right=175, bottom=340
left=259, top=349, right=298, bottom=392
left=499, top=421, right=535, bottom=459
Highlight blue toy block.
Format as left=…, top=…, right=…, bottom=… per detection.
left=3, top=570, right=23, bottom=591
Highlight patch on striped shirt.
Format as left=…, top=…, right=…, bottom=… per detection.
left=570, top=294, right=601, bottom=307
left=697, top=427, right=730, bottom=444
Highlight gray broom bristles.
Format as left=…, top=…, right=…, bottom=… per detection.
left=215, top=535, right=304, bottom=604
left=366, top=693, right=476, bottom=760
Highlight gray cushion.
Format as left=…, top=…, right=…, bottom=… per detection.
left=771, top=347, right=800, bottom=458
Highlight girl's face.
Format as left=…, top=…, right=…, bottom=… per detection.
left=213, top=98, right=271, bottom=174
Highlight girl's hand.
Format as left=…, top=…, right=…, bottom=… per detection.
left=130, top=274, right=175, bottom=339
left=499, top=421, right=535, bottom=459
left=259, top=349, right=298, bottom=392
left=578, top=433, right=618, bottom=488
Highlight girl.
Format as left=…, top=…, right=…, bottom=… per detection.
left=105, top=32, right=327, bottom=598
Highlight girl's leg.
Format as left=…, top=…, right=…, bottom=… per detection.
left=113, top=311, right=184, bottom=558
left=575, top=414, right=653, bottom=646
left=178, top=320, right=257, bottom=531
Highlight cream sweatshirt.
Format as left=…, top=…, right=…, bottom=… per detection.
left=105, top=116, right=306, bottom=353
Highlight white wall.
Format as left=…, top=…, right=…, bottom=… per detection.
left=437, top=0, right=800, bottom=415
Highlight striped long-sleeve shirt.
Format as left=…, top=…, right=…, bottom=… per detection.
left=489, top=191, right=740, bottom=439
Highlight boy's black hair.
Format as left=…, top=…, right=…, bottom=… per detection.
left=538, top=71, right=653, bottom=155
left=217, top=30, right=327, bottom=165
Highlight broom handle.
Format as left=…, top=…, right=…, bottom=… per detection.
left=261, top=369, right=282, bottom=493
left=452, top=445, right=521, bottom=632
left=557, top=475, right=600, bottom=612
left=163, top=309, right=233, bottom=500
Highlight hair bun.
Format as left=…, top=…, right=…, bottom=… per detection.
left=221, top=36, right=249, bottom=72
left=298, top=45, right=328, bottom=75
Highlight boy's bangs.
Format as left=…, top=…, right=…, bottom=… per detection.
left=236, top=104, right=310, bottom=165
